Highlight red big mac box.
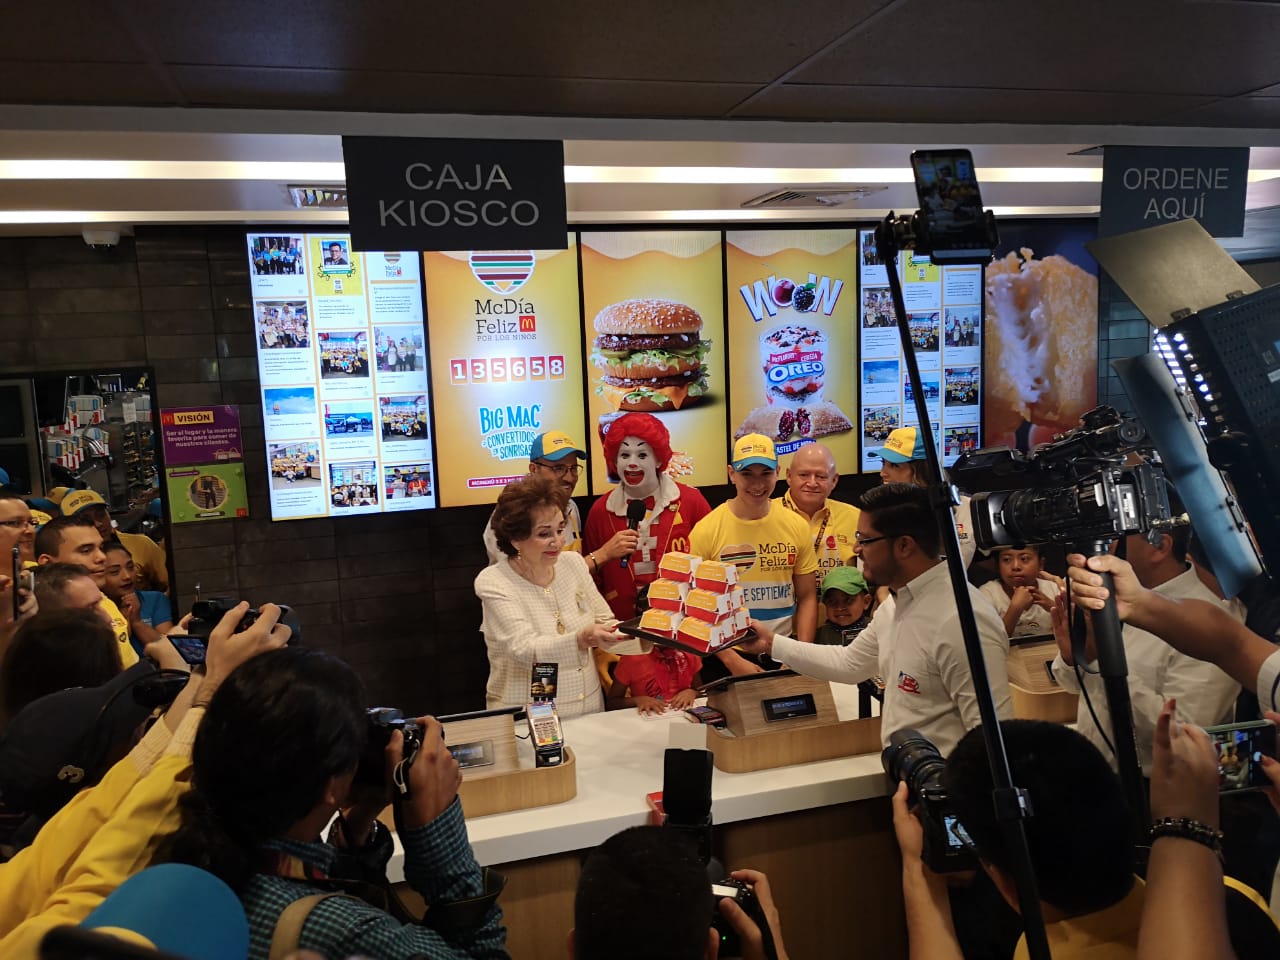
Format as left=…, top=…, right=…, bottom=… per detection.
left=658, top=551, right=701, bottom=583
left=692, top=559, right=740, bottom=593
left=646, top=578, right=688, bottom=613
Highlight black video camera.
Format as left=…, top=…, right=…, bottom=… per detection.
left=355, top=707, right=424, bottom=787
left=882, top=729, right=977, bottom=873
left=951, top=405, right=1171, bottom=551
left=711, top=877, right=777, bottom=960
left=185, top=597, right=301, bottom=644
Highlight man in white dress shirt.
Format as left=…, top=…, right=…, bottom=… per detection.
left=740, top=482, right=1012, bottom=756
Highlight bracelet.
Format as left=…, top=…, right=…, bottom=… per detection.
left=1149, top=817, right=1224, bottom=859
left=588, top=553, right=599, bottom=572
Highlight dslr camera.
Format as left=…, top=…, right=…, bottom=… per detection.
left=185, top=597, right=301, bottom=643
left=951, top=405, right=1169, bottom=551
left=882, top=728, right=977, bottom=873
left=355, top=707, right=424, bottom=787
left=711, top=877, right=776, bottom=960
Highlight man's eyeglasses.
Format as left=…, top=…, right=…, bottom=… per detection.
left=853, top=532, right=889, bottom=547
left=535, top=459, right=580, bottom=477
left=0, top=519, right=36, bottom=530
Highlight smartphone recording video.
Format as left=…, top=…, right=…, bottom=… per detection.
left=910, top=149, right=992, bottom=265
left=1205, top=719, right=1277, bottom=793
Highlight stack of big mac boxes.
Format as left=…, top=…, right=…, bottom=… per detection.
left=637, top=552, right=751, bottom=654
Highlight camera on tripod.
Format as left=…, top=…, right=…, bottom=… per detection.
left=950, top=405, right=1171, bottom=550
left=882, top=729, right=977, bottom=873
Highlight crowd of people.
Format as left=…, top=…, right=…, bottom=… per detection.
left=6, top=411, right=1280, bottom=959
left=380, top=402, right=428, bottom=440
left=331, top=481, right=379, bottom=508
left=862, top=289, right=896, bottom=328
left=376, top=335, right=421, bottom=373
left=256, top=303, right=310, bottom=349
left=250, top=239, right=304, bottom=276
left=944, top=310, right=979, bottom=347
left=320, top=341, right=368, bottom=377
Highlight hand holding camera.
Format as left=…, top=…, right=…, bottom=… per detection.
left=198, top=601, right=292, bottom=701
left=396, top=716, right=462, bottom=830
left=712, top=870, right=785, bottom=960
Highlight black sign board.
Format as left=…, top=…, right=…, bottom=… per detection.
left=1100, top=146, right=1249, bottom=238
left=342, top=136, right=568, bottom=252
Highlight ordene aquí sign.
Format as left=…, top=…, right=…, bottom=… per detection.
left=1100, top=145, right=1249, bottom=238
left=341, top=136, right=568, bottom=251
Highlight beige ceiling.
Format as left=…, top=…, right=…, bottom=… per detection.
left=2, top=0, right=1280, bottom=248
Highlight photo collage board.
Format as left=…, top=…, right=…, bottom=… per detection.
left=248, top=233, right=436, bottom=519
left=249, top=225, right=989, bottom=518
left=857, top=229, right=984, bottom=471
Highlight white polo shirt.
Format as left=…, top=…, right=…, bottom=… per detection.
left=1052, top=565, right=1241, bottom=776
left=772, top=561, right=1012, bottom=755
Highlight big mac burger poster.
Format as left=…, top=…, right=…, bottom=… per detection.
left=423, top=240, right=587, bottom=507
left=580, top=231, right=727, bottom=493
left=725, top=229, right=859, bottom=470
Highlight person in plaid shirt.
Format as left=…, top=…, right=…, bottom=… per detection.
left=160, top=647, right=507, bottom=960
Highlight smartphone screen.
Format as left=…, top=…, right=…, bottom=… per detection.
left=1205, top=720, right=1277, bottom=792
left=910, top=149, right=990, bottom=264
left=168, top=634, right=208, bottom=666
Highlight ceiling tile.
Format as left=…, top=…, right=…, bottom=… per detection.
left=0, top=4, right=150, bottom=63
left=0, top=62, right=173, bottom=106
left=788, top=0, right=1280, bottom=99
left=1158, top=96, right=1280, bottom=127
left=171, top=66, right=760, bottom=118
left=131, top=0, right=891, bottom=84
left=732, top=83, right=1218, bottom=125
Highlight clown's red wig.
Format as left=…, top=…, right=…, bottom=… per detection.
left=602, top=412, right=672, bottom=474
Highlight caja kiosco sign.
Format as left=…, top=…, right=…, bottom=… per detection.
left=342, top=136, right=568, bottom=252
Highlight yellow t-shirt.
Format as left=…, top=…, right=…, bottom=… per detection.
left=776, top=494, right=860, bottom=584
left=1013, top=881, right=1144, bottom=960
left=97, top=597, right=138, bottom=668
left=689, top=501, right=818, bottom=635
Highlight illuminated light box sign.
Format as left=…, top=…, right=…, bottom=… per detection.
left=247, top=231, right=437, bottom=519
left=580, top=231, right=727, bottom=492
left=424, top=240, right=586, bottom=507
left=857, top=230, right=984, bottom=471
left=726, top=229, right=859, bottom=471
left=342, top=136, right=568, bottom=252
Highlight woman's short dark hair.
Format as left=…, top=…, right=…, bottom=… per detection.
left=1, top=609, right=121, bottom=723
left=158, top=647, right=367, bottom=891
left=490, top=474, right=570, bottom=557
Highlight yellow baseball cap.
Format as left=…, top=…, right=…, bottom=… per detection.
left=872, top=426, right=927, bottom=464
left=46, top=486, right=72, bottom=506
left=530, top=430, right=585, bottom=462
left=61, top=489, right=107, bottom=515
left=732, top=433, right=777, bottom=471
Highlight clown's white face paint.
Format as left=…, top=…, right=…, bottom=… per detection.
left=616, top=437, right=660, bottom=501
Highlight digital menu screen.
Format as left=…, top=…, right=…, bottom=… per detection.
left=580, top=231, right=727, bottom=492
left=858, top=229, right=983, bottom=470
left=424, top=241, right=587, bottom=506
left=248, top=232, right=436, bottom=519
left=726, top=229, right=859, bottom=470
